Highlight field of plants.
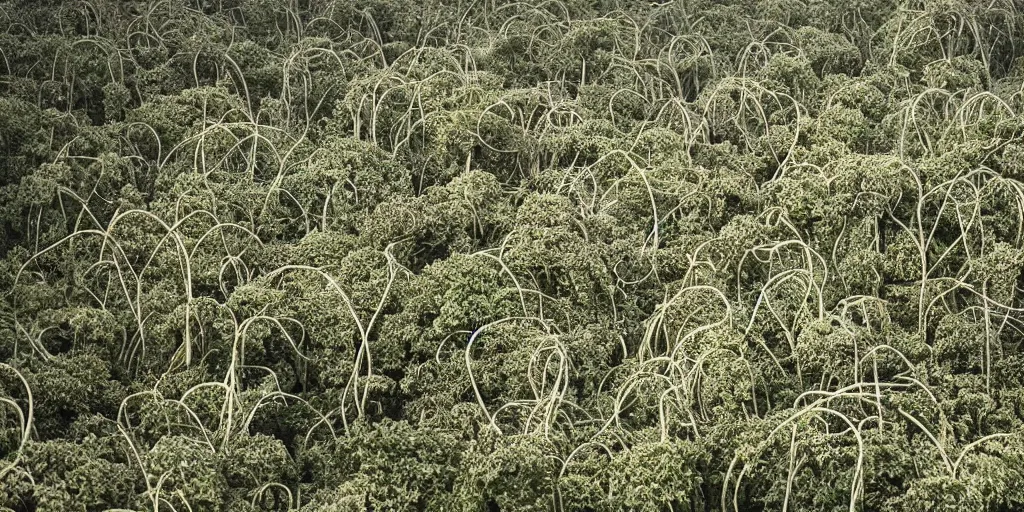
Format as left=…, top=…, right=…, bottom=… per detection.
left=1, top=0, right=1024, bottom=510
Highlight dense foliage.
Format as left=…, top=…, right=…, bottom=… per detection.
left=2, top=0, right=1024, bottom=510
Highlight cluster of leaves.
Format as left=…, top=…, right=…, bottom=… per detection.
left=2, top=0, right=1024, bottom=510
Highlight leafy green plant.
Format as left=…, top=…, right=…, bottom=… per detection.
left=1, top=1, right=1023, bottom=511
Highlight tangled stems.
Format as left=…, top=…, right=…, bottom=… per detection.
left=2, top=1, right=1024, bottom=510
